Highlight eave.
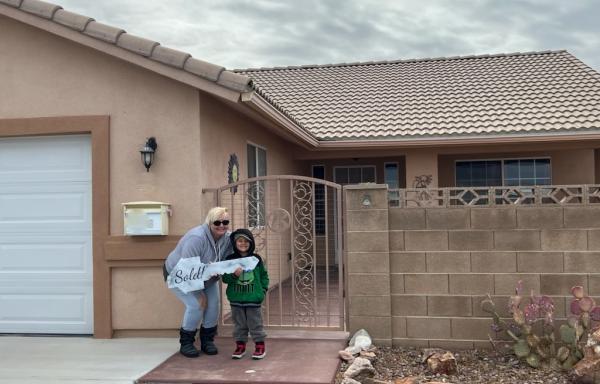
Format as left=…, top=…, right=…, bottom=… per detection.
left=241, top=92, right=320, bottom=148
left=313, top=130, right=600, bottom=150
left=0, top=3, right=243, bottom=103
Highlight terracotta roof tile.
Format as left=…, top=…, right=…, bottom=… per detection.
left=239, top=51, right=600, bottom=140
left=83, top=20, right=124, bottom=44
left=217, top=70, right=257, bottom=92
left=0, top=0, right=252, bottom=93
left=20, top=0, right=59, bottom=19
left=3, top=0, right=22, bottom=7
left=183, top=58, right=224, bottom=82
left=151, top=45, right=190, bottom=68
left=53, top=9, right=93, bottom=31
left=116, top=33, right=159, bottom=57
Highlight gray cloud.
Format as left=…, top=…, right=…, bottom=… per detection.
left=56, top=0, right=600, bottom=71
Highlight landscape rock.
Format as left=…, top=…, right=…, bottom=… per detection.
left=394, top=377, right=418, bottom=384
left=339, top=349, right=356, bottom=362
left=424, top=350, right=457, bottom=375
left=570, top=355, right=600, bottom=384
left=341, top=378, right=361, bottom=384
left=349, top=329, right=373, bottom=351
left=363, top=378, right=393, bottom=384
left=344, top=357, right=376, bottom=381
left=360, top=350, right=377, bottom=361
left=420, top=348, right=446, bottom=363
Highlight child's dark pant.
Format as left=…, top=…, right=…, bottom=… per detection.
left=231, top=306, right=266, bottom=343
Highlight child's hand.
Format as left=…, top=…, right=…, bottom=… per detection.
left=234, top=267, right=243, bottom=277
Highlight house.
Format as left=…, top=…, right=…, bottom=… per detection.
left=2, top=0, right=600, bottom=347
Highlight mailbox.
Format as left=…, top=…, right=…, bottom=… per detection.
left=123, top=201, right=171, bottom=236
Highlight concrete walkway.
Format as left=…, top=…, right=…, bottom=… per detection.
left=0, top=333, right=346, bottom=384
left=137, top=336, right=344, bottom=384
left=0, top=336, right=176, bottom=384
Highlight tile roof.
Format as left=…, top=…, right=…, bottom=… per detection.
left=238, top=51, right=600, bottom=141
left=0, top=0, right=252, bottom=93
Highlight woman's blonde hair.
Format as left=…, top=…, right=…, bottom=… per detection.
left=205, top=206, right=229, bottom=225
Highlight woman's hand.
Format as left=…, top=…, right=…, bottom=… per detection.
left=234, top=267, right=243, bottom=277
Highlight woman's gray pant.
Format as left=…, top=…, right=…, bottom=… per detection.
left=231, top=305, right=266, bottom=343
left=170, top=281, right=219, bottom=331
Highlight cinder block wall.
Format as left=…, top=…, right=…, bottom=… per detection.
left=391, top=205, right=600, bottom=349
left=345, top=185, right=392, bottom=346
left=344, top=184, right=600, bottom=348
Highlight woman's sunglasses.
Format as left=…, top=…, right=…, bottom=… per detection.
left=212, top=220, right=230, bottom=227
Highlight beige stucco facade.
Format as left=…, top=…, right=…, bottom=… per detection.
left=0, top=15, right=305, bottom=337
left=297, top=141, right=600, bottom=191
left=4, top=10, right=600, bottom=340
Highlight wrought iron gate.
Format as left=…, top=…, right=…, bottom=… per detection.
left=211, top=175, right=344, bottom=331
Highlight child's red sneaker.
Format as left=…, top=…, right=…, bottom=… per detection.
left=252, top=341, right=266, bottom=359
left=232, top=341, right=246, bottom=359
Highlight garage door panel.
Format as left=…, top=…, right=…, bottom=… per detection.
left=0, top=286, right=92, bottom=333
left=0, top=183, right=91, bottom=233
left=0, top=236, right=92, bottom=277
left=0, top=135, right=91, bottom=183
left=0, top=135, right=92, bottom=334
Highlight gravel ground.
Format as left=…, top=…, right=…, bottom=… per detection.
left=336, top=346, right=571, bottom=383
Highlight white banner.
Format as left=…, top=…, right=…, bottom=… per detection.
left=167, top=256, right=259, bottom=293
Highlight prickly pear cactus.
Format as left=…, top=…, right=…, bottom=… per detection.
left=484, top=284, right=600, bottom=371
left=482, top=280, right=558, bottom=369
left=556, top=286, right=600, bottom=369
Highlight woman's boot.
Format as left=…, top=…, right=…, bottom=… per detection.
left=199, top=325, right=218, bottom=355
left=179, top=328, right=200, bottom=358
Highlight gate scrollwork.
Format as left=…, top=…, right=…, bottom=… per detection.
left=292, top=181, right=315, bottom=323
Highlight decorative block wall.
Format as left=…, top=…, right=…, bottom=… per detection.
left=344, top=184, right=600, bottom=348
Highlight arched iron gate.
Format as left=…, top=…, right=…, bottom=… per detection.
left=210, top=175, right=345, bottom=331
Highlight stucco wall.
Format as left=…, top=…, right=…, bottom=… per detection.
left=438, top=148, right=596, bottom=187
left=300, top=157, right=406, bottom=187
left=345, top=184, right=600, bottom=347
left=112, top=82, right=304, bottom=333
left=1, top=16, right=306, bottom=335
left=0, top=16, right=207, bottom=235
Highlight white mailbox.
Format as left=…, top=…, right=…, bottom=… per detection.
left=123, top=201, right=171, bottom=236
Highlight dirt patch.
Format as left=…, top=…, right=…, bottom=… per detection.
left=337, top=346, right=570, bottom=383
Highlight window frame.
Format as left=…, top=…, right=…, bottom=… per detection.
left=247, top=142, right=267, bottom=227
left=312, top=165, right=326, bottom=235
left=384, top=162, right=400, bottom=206
left=332, top=165, right=377, bottom=185
left=454, top=157, right=552, bottom=187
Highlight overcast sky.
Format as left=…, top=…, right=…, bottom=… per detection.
left=56, top=0, right=600, bottom=72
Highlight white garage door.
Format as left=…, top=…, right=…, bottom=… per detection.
left=0, top=135, right=93, bottom=334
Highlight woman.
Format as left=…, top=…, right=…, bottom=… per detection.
left=164, top=206, right=233, bottom=358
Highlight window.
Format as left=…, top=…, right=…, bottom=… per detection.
left=247, top=143, right=266, bottom=227
left=504, top=159, right=551, bottom=186
left=455, top=158, right=550, bottom=187
left=312, top=165, right=325, bottom=235
left=384, top=162, right=400, bottom=206
left=333, top=165, right=376, bottom=185
left=456, top=160, right=502, bottom=187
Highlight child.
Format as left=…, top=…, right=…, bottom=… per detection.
left=222, top=229, right=269, bottom=359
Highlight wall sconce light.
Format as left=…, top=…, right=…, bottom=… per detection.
left=361, top=194, right=372, bottom=208
left=140, top=137, right=157, bottom=172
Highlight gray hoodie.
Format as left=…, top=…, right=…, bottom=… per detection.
left=165, top=223, right=232, bottom=282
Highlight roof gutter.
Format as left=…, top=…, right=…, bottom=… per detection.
left=241, top=92, right=319, bottom=148
left=316, top=130, right=600, bottom=149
